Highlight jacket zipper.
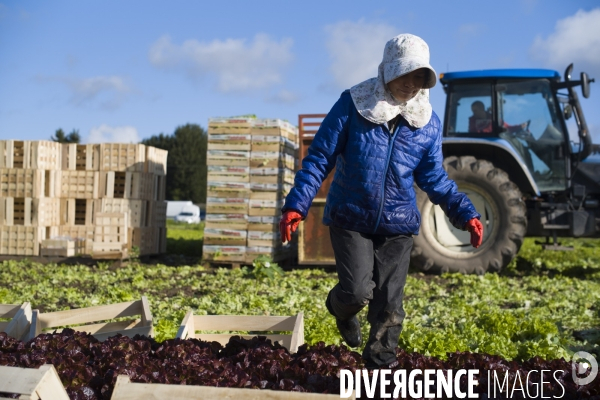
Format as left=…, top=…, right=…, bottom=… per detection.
left=373, top=125, right=398, bottom=233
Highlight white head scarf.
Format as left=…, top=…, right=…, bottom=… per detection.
left=350, top=34, right=437, bottom=128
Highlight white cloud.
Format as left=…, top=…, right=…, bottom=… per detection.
left=86, top=124, right=140, bottom=144
left=149, top=34, right=293, bottom=92
left=67, top=76, right=130, bottom=106
left=37, top=75, right=131, bottom=110
left=324, top=20, right=398, bottom=89
left=530, top=8, right=600, bottom=76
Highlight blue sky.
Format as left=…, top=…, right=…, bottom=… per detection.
left=1, top=0, right=599, bottom=144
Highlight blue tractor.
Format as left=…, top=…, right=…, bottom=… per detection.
left=411, top=64, right=599, bottom=274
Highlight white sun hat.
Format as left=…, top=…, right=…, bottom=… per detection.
left=350, top=33, right=437, bottom=128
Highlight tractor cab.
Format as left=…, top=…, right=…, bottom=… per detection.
left=408, top=65, right=598, bottom=274
left=443, top=69, right=569, bottom=193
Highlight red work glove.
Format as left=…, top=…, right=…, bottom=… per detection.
left=279, top=210, right=303, bottom=243
left=465, top=218, right=483, bottom=248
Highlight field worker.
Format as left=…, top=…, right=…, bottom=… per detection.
left=279, top=34, right=483, bottom=370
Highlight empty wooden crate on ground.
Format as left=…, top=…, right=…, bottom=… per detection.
left=0, top=302, right=32, bottom=341
left=111, top=375, right=355, bottom=400
left=27, top=296, right=153, bottom=342
left=0, top=364, right=69, bottom=400
left=176, top=311, right=304, bottom=353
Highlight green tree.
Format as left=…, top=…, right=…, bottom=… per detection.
left=51, top=128, right=81, bottom=143
left=142, top=124, right=207, bottom=204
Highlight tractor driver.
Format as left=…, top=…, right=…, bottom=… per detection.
left=469, top=100, right=527, bottom=135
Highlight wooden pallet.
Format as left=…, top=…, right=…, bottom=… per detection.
left=129, top=227, right=157, bottom=256
left=0, top=168, right=41, bottom=198
left=59, top=198, right=96, bottom=226
left=145, top=146, right=167, bottom=176
left=62, top=143, right=100, bottom=171
left=111, top=375, right=353, bottom=400
left=100, top=171, right=154, bottom=200
left=0, top=302, right=32, bottom=340
left=0, top=364, right=70, bottom=400
left=58, top=225, right=94, bottom=253
left=202, top=245, right=246, bottom=262
left=0, top=140, right=62, bottom=170
left=92, top=212, right=129, bottom=259
left=176, top=311, right=304, bottom=353
left=99, top=198, right=146, bottom=228
left=59, top=170, right=100, bottom=199
left=27, top=297, right=153, bottom=342
left=0, top=226, right=44, bottom=256
left=99, top=143, right=145, bottom=172
left=40, top=239, right=85, bottom=257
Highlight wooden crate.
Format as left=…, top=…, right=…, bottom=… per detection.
left=26, top=297, right=153, bottom=342
left=155, top=175, right=166, bottom=201
left=176, top=311, right=304, bottom=353
left=251, top=135, right=298, bottom=153
left=111, top=375, right=352, bottom=400
left=207, top=134, right=251, bottom=151
left=207, top=150, right=250, bottom=167
left=33, top=197, right=61, bottom=226
left=246, top=245, right=295, bottom=264
left=157, top=227, right=167, bottom=254
left=58, top=225, right=94, bottom=253
left=145, top=146, right=168, bottom=176
left=204, top=228, right=247, bottom=246
left=249, top=199, right=283, bottom=217
left=250, top=168, right=295, bottom=185
left=202, top=245, right=246, bottom=262
left=207, top=182, right=250, bottom=199
left=250, top=151, right=295, bottom=169
left=99, top=143, right=145, bottom=172
left=59, top=198, right=96, bottom=226
left=129, top=227, right=158, bottom=256
left=207, top=165, right=250, bottom=183
left=100, top=171, right=154, bottom=200
left=0, top=364, right=70, bottom=400
left=207, top=117, right=253, bottom=134
left=205, top=213, right=248, bottom=230
left=150, top=200, right=167, bottom=228
left=0, top=226, right=44, bottom=256
left=40, top=239, right=85, bottom=257
left=206, top=197, right=249, bottom=214
left=0, top=302, right=32, bottom=340
left=62, top=143, right=100, bottom=170
left=0, top=168, right=40, bottom=198
left=59, top=170, right=100, bottom=199
left=248, top=216, right=278, bottom=232
left=92, top=212, right=129, bottom=259
left=0, top=140, right=62, bottom=170
left=98, top=198, right=146, bottom=228
left=247, top=230, right=280, bottom=247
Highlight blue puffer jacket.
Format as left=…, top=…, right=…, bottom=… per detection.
left=283, top=91, right=480, bottom=235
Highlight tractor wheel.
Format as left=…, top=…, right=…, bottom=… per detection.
left=411, top=156, right=527, bottom=274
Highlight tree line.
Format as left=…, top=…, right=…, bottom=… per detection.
left=51, top=125, right=208, bottom=204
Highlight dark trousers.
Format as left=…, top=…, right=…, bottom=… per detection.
left=325, top=225, right=413, bottom=369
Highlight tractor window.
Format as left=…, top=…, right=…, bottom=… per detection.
left=446, top=83, right=493, bottom=137
left=497, top=80, right=567, bottom=192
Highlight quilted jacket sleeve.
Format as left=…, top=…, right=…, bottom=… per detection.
left=282, top=93, right=351, bottom=218
left=413, top=114, right=481, bottom=230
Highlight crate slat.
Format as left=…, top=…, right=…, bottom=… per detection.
left=111, top=375, right=352, bottom=400
left=0, top=364, right=70, bottom=400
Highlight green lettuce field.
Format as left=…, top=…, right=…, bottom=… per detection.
left=1, top=222, right=599, bottom=363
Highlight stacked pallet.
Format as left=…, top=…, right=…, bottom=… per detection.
left=203, top=118, right=298, bottom=264
left=0, top=140, right=168, bottom=258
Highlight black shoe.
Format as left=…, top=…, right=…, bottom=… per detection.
left=336, top=316, right=362, bottom=348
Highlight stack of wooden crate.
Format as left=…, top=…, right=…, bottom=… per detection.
left=203, top=118, right=298, bottom=265
left=0, top=140, right=168, bottom=258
